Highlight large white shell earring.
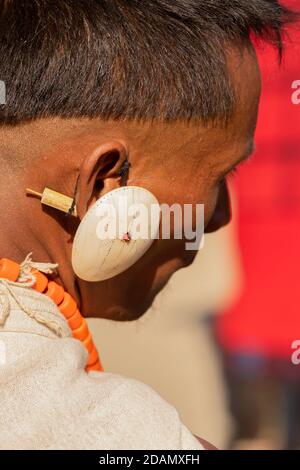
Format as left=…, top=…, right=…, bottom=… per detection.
left=71, top=186, right=160, bottom=282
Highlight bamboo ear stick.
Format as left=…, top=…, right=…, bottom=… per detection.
left=26, top=188, right=77, bottom=217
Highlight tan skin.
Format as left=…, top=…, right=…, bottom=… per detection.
left=0, top=44, right=260, bottom=449
left=0, top=53, right=258, bottom=318
left=0, top=44, right=260, bottom=322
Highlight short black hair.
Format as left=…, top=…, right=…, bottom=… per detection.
left=0, top=0, right=296, bottom=125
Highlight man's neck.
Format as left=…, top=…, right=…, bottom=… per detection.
left=0, top=183, right=80, bottom=305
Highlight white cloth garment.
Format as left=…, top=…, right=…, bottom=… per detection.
left=0, top=283, right=203, bottom=450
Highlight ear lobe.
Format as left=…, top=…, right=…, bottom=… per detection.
left=77, top=141, right=128, bottom=218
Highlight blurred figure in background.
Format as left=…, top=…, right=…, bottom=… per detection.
left=216, top=3, right=300, bottom=449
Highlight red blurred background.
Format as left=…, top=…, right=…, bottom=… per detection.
left=215, top=0, right=300, bottom=449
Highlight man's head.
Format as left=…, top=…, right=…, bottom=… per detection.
left=0, top=0, right=295, bottom=320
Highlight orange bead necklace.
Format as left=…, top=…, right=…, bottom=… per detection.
left=0, top=258, right=103, bottom=372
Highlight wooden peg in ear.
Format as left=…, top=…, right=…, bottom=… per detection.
left=26, top=188, right=77, bottom=217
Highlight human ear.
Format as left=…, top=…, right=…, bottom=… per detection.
left=77, top=141, right=128, bottom=219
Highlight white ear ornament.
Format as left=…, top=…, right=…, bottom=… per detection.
left=71, top=186, right=160, bottom=282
